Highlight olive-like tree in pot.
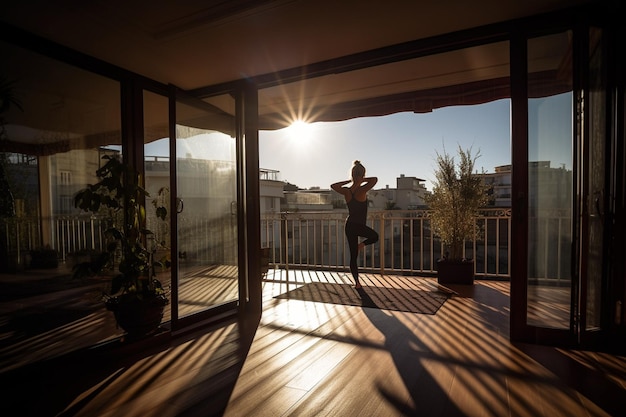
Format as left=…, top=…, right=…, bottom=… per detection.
left=426, top=146, right=490, bottom=262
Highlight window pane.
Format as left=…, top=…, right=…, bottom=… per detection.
left=0, top=40, right=124, bottom=369
left=526, top=31, right=573, bottom=329
left=144, top=90, right=172, bottom=325
left=176, top=94, right=238, bottom=319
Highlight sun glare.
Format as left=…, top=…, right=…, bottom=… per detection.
left=286, top=119, right=315, bottom=145
left=288, top=119, right=310, bottom=135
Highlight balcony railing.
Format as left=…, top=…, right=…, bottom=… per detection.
left=261, top=209, right=512, bottom=279
left=3, top=208, right=573, bottom=284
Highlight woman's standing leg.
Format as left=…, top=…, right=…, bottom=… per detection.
left=345, top=222, right=361, bottom=287
left=345, top=222, right=378, bottom=288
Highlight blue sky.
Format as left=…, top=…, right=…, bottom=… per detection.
left=143, top=95, right=571, bottom=192
left=259, top=99, right=513, bottom=190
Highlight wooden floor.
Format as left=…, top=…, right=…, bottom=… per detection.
left=2, top=269, right=625, bottom=416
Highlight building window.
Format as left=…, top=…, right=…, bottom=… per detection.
left=60, top=170, right=72, bottom=186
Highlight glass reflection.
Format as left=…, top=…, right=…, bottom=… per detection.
left=526, top=32, right=573, bottom=329
left=0, top=40, right=125, bottom=370
left=176, top=97, right=239, bottom=318
left=144, top=90, right=172, bottom=325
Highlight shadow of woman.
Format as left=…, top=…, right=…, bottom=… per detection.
left=357, top=288, right=464, bottom=416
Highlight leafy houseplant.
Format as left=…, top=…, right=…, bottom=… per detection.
left=73, top=154, right=169, bottom=335
left=425, top=146, right=490, bottom=284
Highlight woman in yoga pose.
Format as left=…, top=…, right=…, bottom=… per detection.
left=331, top=160, right=379, bottom=288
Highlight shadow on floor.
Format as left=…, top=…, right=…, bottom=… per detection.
left=1, top=311, right=261, bottom=417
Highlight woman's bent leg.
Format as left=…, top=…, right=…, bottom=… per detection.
left=359, top=224, right=379, bottom=247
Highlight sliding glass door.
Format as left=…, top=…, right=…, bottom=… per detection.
left=525, top=31, right=574, bottom=337
left=512, top=25, right=610, bottom=346
left=579, top=26, right=607, bottom=346
left=174, top=93, right=239, bottom=320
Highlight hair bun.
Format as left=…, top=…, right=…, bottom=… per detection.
left=354, top=160, right=361, bottom=165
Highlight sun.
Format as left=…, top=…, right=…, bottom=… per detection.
left=284, top=119, right=318, bottom=150
left=287, top=119, right=313, bottom=140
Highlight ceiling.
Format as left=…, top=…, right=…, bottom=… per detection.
left=0, top=0, right=596, bottom=145
left=1, top=0, right=593, bottom=89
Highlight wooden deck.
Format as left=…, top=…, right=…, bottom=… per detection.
left=2, top=269, right=625, bottom=416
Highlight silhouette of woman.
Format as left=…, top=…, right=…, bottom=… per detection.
left=331, top=160, right=379, bottom=288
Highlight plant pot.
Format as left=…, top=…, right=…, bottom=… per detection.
left=106, top=295, right=168, bottom=336
left=260, top=247, right=270, bottom=275
left=30, top=248, right=59, bottom=269
left=436, top=259, right=474, bottom=285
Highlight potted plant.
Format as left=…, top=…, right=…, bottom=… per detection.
left=73, top=154, right=169, bottom=336
left=425, top=146, right=490, bottom=285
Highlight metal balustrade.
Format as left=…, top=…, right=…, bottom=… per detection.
left=3, top=208, right=576, bottom=284
left=261, top=209, right=513, bottom=279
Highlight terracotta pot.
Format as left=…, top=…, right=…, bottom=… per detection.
left=436, top=259, right=475, bottom=285
left=260, top=247, right=270, bottom=274
left=106, top=295, right=168, bottom=336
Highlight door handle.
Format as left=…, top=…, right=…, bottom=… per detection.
left=177, top=198, right=184, bottom=214
left=594, top=191, right=603, bottom=218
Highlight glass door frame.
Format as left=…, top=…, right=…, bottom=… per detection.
left=166, top=81, right=262, bottom=333
left=510, top=19, right=612, bottom=347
